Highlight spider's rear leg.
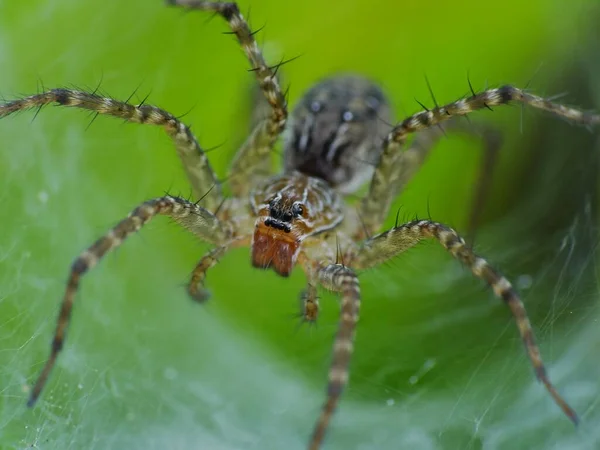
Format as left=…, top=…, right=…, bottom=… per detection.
left=0, top=91, right=223, bottom=211
left=27, top=196, right=231, bottom=407
left=167, top=1, right=288, bottom=195
left=351, top=219, right=579, bottom=424
left=359, top=85, right=600, bottom=235
left=356, top=119, right=503, bottom=239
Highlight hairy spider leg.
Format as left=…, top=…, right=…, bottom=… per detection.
left=26, top=196, right=232, bottom=407
left=308, top=263, right=361, bottom=450
left=306, top=218, right=579, bottom=449
left=359, top=85, right=600, bottom=235
left=352, top=219, right=578, bottom=422
left=167, top=0, right=288, bottom=195
left=188, top=244, right=230, bottom=302
left=0, top=90, right=224, bottom=211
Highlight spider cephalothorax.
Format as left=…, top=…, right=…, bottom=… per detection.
left=3, top=1, right=599, bottom=449
left=250, top=171, right=343, bottom=276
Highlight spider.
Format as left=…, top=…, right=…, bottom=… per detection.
left=2, top=1, right=599, bottom=449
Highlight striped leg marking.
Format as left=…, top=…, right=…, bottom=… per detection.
left=361, top=86, right=600, bottom=235
left=352, top=219, right=579, bottom=425
left=309, top=264, right=361, bottom=450
left=0, top=90, right=223, bottom=211
left=166, top=0, right=288, bottom=195
left=27, top=196, right=231, bottom=407
left=188, top=245, right=229, bottom=302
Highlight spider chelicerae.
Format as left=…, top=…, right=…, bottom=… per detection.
left=3, top=1, right=599, bottom=449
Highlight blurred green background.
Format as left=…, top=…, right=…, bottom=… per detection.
left=1, top=1, right=599, bottom=449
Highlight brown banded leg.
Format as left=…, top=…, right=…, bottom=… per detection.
left=309, top=264, right=361, bottom=450
left=0, top=91, right=223, bottom=211
left=166, top=1, right=288, bottom=195
left=27, top=195, right=232, bottom=407
left=188, top=245, right=228, bottom=302
left=350, top=219, right=579, bottom=425
left=359, top=86, right=600, bottom=235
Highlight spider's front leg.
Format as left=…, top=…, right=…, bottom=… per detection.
left=351, top=219, right=579, bottom=424
left=358, top=87, right=600, bottom=236
left=308, top=263, right=361, bottom=450
left=0, top=92, right=223, bottom=211
left=28, top=196, right=233, bottom=407
left=167, top=0, right=288, bottom=195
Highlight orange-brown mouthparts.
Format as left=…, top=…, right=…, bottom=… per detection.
left=251, top=221, right=300, bottom=277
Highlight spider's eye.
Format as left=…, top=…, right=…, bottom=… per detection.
left=292, top=202, right=305, bottom=217
left=341, top=110, right=354, bottom=122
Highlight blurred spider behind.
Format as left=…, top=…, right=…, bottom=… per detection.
left=2, top=1, right=599, bottom=449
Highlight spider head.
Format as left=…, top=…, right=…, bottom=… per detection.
left=283, top=74, right=392, bottom=194
left=250, top=172, right=343, bottom=277
left=263, top=197, right=306, bottom=233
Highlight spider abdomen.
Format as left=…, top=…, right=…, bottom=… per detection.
left=283, top=75, right=392, bottom=194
